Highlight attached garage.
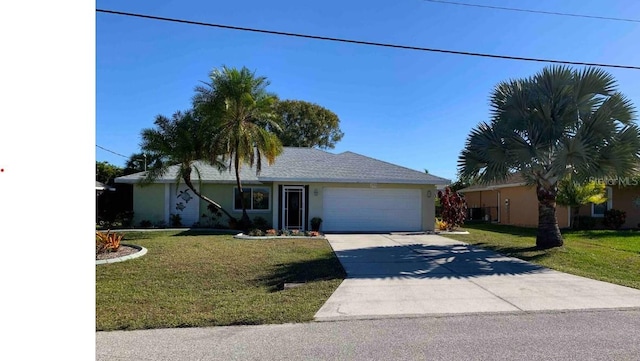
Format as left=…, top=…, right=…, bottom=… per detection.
left=322, top=187, right=422, bottom=232
left=117, top=148, right=449, bottom=231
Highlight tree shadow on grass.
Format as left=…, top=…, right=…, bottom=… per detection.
left=564, top=229, right=640, bottom=240
left=463, top=222, right=539, bottom=238
left=471, top=242, right=551, bottom=262
left=253, top=255, right=347, bottom=292
left=172, top=229, right=238, bottom=237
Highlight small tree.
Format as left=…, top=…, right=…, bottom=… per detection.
left=556, top=178, right=607, bottom=229
left=437, top=187, right=468, bottom=231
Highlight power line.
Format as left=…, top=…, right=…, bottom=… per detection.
left=423, top=0, right=640, bottom=23
left=96, top=144, right=128, bottom=158
left=96, top=9, right=640, bottom=70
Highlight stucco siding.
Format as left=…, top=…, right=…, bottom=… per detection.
left=132, top=184, right=166, bottom=225
left=608, top=186, right=640, bottom=228
left=463, top=186, right=570, bottom=228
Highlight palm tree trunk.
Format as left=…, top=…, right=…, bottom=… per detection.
left=234, top=153, right=251, bottom=229
left=182, top=172, right=236, bottom=223
left=536, top=185, right=563, bottom=248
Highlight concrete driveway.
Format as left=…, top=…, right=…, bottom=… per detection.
left=314, top=233, right=640, bottom=320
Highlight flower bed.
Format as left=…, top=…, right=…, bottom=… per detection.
left=234, top=229, right=325, bottom=240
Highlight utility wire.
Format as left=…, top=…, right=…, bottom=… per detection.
left=423, top=0, right=640, bottom=23
left=96, top=144, right=128, bottom=158
left=96, top=9, right=640, bottom=70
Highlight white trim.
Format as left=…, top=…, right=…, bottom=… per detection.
left=258, top=177, right=449, bottom=185
left=164, top=184, right=170, bottom=225
left=459, top=182, right=528, bottom=193
left=282, top=186, right=306, bottom=230
left=232, top=187, right=271, bottom=212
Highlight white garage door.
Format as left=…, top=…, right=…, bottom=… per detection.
left=322, top=188, right=422, bottom=232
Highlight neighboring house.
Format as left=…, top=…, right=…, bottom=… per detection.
left=459, top=174, right=640, bottom=229
left=458, top=173, right=568, bottom=228
left=115, top=147, right=450, bottom=232
left=96, top=181, right=115, bottom=193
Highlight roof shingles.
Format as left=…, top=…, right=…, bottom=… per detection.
left=115, top=147, right=450, bottom=185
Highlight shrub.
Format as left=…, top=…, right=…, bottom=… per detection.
left=170, top=213, right=182, bottom=227
left=201, top=206, right=224, bottom=228
left=266, top=229, right=277, bottom=236
left=252, top=216, right=270, bottom=230
left=139, top=220, right=153, bottom=228
left=248, top=229, right=265, bottom=236
left=114, top=211, right=134, bottom=228
left=96, top=230, right=124, bottom=255
left=603, top=209, right=626, bottom=230
left=310, top=217, right=323, bottom=232
left=435, top=218, right=450, bottom=231
left=574, top=216, right=596, bottom=230
left=437, top=187, right=467, bottom=231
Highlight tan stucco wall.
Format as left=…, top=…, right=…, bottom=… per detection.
left=610, top=186, right=640, bottom=228
left=273, top=182, right=436, bottom=231
left=133, top=184, right=166, bottom=225
left=463, top=186, right=570, bottom=228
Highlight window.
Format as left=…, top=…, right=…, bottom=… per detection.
left=234, top=187, right=270, bottom=211
left=592, top=187, right=613, bottom=217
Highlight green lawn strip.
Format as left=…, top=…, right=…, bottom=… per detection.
left=96, top=231, right=345, bottom=331
left=443, top=223, right=640, bottom=290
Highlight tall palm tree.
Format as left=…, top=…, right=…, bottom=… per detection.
left=194, top=66, right=283, bottom=229
left=139, top=110, right=237, bottom=223
left=458, top=66, right=640, bottom=248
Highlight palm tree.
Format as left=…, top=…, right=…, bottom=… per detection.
left=139, top=110, right=237, bottom=223
left=458, top=66, right=640, bottom=248
left=194, top=66, right=283, bottom=229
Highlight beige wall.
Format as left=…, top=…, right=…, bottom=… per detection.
left=611, top=186, right=640, bottom=228
left=462, top=186, right=570, bottom=228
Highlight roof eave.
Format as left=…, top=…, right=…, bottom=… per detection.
left=257, top=177, right=450, bottom=185
left=458, top=182, right=528, bottom=193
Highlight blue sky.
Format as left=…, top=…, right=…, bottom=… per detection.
left=0, top=1, right=638, bottom=355
left=96, top=0, right=640, bottom=181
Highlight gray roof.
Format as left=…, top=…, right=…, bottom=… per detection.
left=115, top=147, right=450, bottom=185
left=96, top=181, right=115, bottom=191
left=458, top=173, right=527, bottom=193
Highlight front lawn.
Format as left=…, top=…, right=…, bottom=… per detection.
left=444, top=223, right=640, bottom=289
left=96, top=230, right=345, bottom=331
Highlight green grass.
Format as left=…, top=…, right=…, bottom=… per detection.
left=96, top=230, right=346, bottom=331
left=444, top=222, right=640, bottom=289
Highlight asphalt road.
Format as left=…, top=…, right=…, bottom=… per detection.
left=96, top=309, right=640, bottom=360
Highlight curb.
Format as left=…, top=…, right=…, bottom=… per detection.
left=96, top=244, right=147, bottom=265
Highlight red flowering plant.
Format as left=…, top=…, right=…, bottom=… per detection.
left=437, top=187, right=468, bottom=231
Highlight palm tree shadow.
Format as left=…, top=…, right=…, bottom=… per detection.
left=326, top=243, right=546, bottom=280
left=254, top=254, right=347, bottom=292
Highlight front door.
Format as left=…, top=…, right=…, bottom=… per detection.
left=282, top=186, right=305, bottom=230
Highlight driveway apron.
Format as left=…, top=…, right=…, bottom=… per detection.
left=314, top=234, right=640, bottom=321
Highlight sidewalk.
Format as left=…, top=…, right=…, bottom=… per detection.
left=314, top=233, right=640, bottom=320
